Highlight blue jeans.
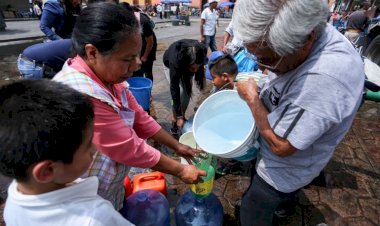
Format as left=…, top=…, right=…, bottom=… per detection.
left=204, top=35, right=217, bottom=52
left=17, top=55, right=44, bottom=79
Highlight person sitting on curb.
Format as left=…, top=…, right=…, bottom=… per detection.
left=40, top=0, right=81, bottom=41
left=17, top=39, right=72, bottom=79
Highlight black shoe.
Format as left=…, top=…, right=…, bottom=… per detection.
left=234, top=199, right=242, bottom=226
left=170, top=122, right=180, bottom=140
left=274, top=201, right=297, bottom=218
left=217, top=160, right=243, bottom=175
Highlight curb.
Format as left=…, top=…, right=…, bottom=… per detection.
left=0, top=36, right=45, bottom=43
left=4, top=18, right=39, bottom=22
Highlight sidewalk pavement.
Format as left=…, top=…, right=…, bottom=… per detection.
left=0, top=16, right=229, bottom=42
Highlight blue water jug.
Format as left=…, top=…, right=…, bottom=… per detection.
left=122, top=189, right=170, bottom=226
left=175, top=191, right=224, bottom=226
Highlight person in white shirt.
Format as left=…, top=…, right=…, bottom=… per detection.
left=0, top=80, right=134, bottom=226
left=200, top=0, right=218, bottom=51
left=157, top=4, right=163, bottom=19
left=222, top=19, right=243, bottom=55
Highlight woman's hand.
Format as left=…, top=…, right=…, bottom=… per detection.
left=178, top=164, right=207, bottom=184
left=175, top=143, right=202, bottom=164
left=176, top=118, right=185, bottom=129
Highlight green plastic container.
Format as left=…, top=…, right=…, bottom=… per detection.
left=366, top=90, right=380, bottom=102
left=191, top=153, right=215, bottom=199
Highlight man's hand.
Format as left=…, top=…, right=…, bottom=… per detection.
left=175, top=142, right=202, bottom=164
left=236, top=78, right=259, bottom=105
left=222, top=45, right=231, bottom=54
left=178, top=164, right=207, bottom=184
left=200, top=36, right=205, bottom=43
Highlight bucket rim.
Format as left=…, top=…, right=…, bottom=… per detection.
left=179, top=131, right=194, bottom=143
left=127, top=77, right=153, bottom=89
left=193, top=90, right=257, bottom=156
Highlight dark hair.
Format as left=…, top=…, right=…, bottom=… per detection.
left=360, top=1, right=370, bottom=8
left=209, top=54, right=238, bottom=77
left=179, top=41, right=207, bottom=95
left=87, top=0, right=119, bottom=4
left=0, top=80, right=94, bottom=182
left=119, top=2, right=133, bottom=11
left=72, top=2, right=140, bottom=56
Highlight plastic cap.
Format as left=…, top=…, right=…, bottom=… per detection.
left=137, top=191, right=148, bottom=202
left=205, top=51, right=225, bottom=80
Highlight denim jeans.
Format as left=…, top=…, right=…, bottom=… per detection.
left=204, top=35, right=217, bottom=52
left=17, top=55, right=44, bottom=79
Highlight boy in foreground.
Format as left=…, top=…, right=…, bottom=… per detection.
left=0, top=80, right=134, bottom=226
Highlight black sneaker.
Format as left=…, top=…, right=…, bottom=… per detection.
left=170, top=122, right=180, bottom=140
left=274, top=201, right=297, bottom=218
left=217, top=160, right=243, bottom=175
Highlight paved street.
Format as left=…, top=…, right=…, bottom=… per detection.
left=0, top=18, right=379, bottom=226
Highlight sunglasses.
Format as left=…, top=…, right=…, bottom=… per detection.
left=244, top=48, right=283, bottom=70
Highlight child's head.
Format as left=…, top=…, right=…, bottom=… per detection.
left=207, top=51, right=238, bottom=90
left=0, top=80, right=95, bottom=185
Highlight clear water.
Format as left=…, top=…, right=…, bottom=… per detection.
left=195, top=113, right=254, bottom=154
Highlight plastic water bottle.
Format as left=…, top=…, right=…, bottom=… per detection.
left=175, top=154, right=224, bottom=226
left=190, top=153, right=215, bottom=199
left=122, top=189, right=170, bottom=226
left=175, top=191, right=223, bottom=226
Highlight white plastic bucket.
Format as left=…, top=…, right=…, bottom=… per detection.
left=178, top=132, right=197, bottom=165
left=193, top=90, right=259, bottom=161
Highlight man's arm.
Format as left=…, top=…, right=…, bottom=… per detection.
left=200, top=18, right=205, bottom=42
left=222, top=32, right=231, bottom=52
left=236, top=79, right=296, bottom=157
left=40, top=10, right=61, bottom=40
left=200, top=9, right=206, bottom=42
left=140, top=15, right=154, bottom=62
left=141, top=35, right=153, bottom=63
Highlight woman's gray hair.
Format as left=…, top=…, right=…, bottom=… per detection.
left=233, top=0, right=329, bottom=56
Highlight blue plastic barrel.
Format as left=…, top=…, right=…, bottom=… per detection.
left=128, top=77, right=152, bottom=111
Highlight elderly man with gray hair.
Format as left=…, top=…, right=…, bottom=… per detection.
left=233, top=0, right=365, bottom=225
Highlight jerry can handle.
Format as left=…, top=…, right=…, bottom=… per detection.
left=137, top=172, right=164, bottom=182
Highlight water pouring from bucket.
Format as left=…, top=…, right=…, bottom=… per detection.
left=193, top=90, right=259, bottom=161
